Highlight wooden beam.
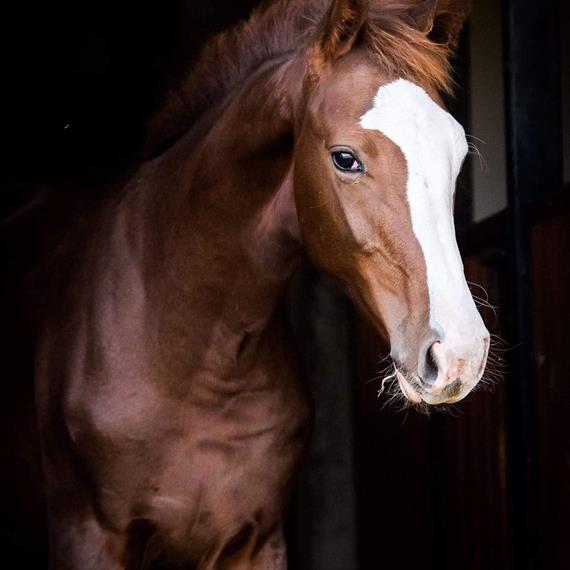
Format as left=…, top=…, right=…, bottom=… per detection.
left=501, top=1, right=562, bottom=568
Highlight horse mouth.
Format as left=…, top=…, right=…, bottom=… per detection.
left=395, top=366, right=473, bottom=406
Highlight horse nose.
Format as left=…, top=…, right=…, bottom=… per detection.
left=418, top=337, right=441, bottom=386
left=418, top=333, right=490, bottom=404
left=416, top=324, right=443, bottom=388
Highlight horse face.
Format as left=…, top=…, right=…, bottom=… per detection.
left=293, top=57, right=489, bottom=405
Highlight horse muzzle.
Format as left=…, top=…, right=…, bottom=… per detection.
left=396, top=329, right=490, bottom=406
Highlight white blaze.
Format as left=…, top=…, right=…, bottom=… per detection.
left=360, top=79, right=483, bottom=350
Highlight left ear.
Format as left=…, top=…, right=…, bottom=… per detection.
left=316, top=0, right=369, bottom=61
left=408, top=0, right=439, bottom=33
left=409, top=0, right=471, bottom=49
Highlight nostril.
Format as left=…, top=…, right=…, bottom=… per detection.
left=423, top=343, right=439, bottom=385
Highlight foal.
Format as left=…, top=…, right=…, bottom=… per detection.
left=35, top=0, right=487, bottom=567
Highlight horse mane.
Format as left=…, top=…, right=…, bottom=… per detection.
left=144, top=0, right=464, bottom=156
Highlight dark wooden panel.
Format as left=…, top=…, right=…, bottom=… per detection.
left=352, top=319, right=435, bottom=569
left=531, top=210, right=570, bottom=570
left=352, top=250, right=511, bottom=570
left=431, top=254, right=510, bottom=570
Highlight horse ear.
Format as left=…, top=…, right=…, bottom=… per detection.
left=431, top=1, right=471, bottom=49
left=408, top=0, right=439, bottom=33
left=409, top=0, right=471, bottom=49
left=316, top=0, right=369, bottom=61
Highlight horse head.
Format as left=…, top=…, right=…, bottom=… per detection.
left=293, top=0, right=488, bottom=406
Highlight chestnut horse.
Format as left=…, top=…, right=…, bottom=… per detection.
left=35, top=0, right=488, bottom=567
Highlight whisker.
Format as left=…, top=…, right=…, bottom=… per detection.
left=465, top=134, right=487, bottom=145
left=467, top=141, right=488, bottom=172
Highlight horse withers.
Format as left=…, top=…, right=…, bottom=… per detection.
left=35, top=0, right=488, bottom=567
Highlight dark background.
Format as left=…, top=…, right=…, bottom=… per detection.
left=0, top=1, right=568, bottom=569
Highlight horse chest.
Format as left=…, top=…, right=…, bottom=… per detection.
left=69, top=357, right=311, bottom=539
left=147, top=400, right=307, bottom=526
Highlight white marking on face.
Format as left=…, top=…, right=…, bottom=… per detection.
left=360, top=79, right=486, bottom=380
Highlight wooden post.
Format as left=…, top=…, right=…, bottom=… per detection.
left=501, top=0, right=562, bottom=568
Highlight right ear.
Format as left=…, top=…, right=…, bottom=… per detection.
left=315, top=0, right=369, bottom=62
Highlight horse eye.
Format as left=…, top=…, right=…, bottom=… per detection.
left=331, top=151, right=364, bottom=173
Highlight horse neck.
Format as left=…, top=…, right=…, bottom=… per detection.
left=130, top=58, right=305, bottom=365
